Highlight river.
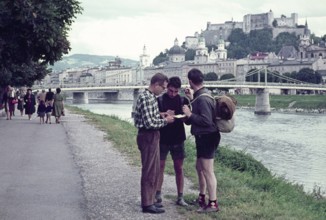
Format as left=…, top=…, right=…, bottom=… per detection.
left=72, top=102, right=326, bottom=194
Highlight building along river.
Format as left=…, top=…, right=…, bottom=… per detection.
left=72, top=103, right=326, bottom=195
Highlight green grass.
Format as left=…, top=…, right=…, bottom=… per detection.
left=67, top=106, right=326, bottom=220
left=233, top=94, right=326, bottom=109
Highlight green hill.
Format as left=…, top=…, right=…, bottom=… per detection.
left=50, top=54, right=138, bottom=71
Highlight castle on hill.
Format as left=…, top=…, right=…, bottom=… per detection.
left=185, top=10, right=308, bottom=48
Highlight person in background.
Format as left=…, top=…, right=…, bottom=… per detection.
left=1, top=86, right=9, bottom=120
left=134, top=73, right=174, bottom=214
left=155, top=76, right=189, bottom=207
left=53, top=88, right=64, bottom=124
left=182, top=68, right=221, bottom=213
left=16, top=89, right=25, bottom=116
left=24, top=88, right=36, bottom=120
left=16, top=90, right=24, bottom=116
left=45, top=88, right=54, bottom=107
left=37, top=100, right=46, bottom=124
left=45, top=102, right=53, bottom=124
left=7, top=86, right=17, bottom=120
left=37, top=89, right=46, bottom=104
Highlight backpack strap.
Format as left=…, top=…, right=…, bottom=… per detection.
left=189, top=93, right=214, bottom=111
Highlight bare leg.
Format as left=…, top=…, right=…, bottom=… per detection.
left=199, top=158, right=217, bottom=201
left=196, top=159, right=206, bottom=195
left=173, top=159, right=184, bottom=194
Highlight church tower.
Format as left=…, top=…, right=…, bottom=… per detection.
left=215, top=35, right=227, bottom=60
left=194, top=36, right=209, bottom=64
left=298, top=20, right=311, bottom=59
left=139, top=45, right=150, bottom=68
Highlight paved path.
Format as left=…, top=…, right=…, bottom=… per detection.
left=0, top=110, right=194, bottom=219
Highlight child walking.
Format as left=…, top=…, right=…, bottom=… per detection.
left=45, top=102, right=53, bottom=124
left=37, top=100, right=46, bottom=124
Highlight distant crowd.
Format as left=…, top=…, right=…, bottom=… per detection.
left=1, top=86, right=65, bottom=124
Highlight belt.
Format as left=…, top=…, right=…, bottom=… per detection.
left=138, top=128, right=157, bottom=132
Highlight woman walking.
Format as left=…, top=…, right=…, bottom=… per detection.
left=24, top=88, right=36, bottom=120
left=53, top=88, right=64, bottom=124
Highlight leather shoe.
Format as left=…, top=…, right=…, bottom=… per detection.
left=142, top=205, right=165, bottom=214
left=154, top=202, right=164, bottom=208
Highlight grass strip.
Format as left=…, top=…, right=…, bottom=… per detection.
left=67, top=105, right=326, bottom=220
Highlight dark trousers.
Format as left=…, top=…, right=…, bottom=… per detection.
left=137, top=129, right=160, bottom=207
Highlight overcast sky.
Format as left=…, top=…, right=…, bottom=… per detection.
left=67, top=0, right=326, bottom=61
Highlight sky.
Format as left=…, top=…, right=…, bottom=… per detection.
left=68, top=0, right=326, bottom=61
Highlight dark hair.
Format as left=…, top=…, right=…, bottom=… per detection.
left=188, top=68, right=204, bottom=85
left=167, top=76, right=181, bottom=89
left=56, top=88, right=61, bottom=93
left=150, top=73, right=168, bottom=86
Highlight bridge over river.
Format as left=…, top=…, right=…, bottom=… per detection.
left=36, top=68, right=326, bottom=115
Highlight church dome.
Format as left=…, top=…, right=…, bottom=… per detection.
left=169, top=38, right=186, bottom=55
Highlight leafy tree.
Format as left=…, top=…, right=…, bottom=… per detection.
left=228, top=28, right=247, bottom=43
left=274, top=32, right=299, bottom=52
left=204, top=72, right=218, bottom=81
left=152, top=51, right=168, bottom=66
left=0, top=0, right=83, bottom=87
left=185, top=49, right=195, bottom=61
left=220, top=73, right=235, bottom=81
left=297, top=68, right=322, bottom=84
left=248, top=29, right=274, bottom=52
left=272, top=19, right=278, bottom=27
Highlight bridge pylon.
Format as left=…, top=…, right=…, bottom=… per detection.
left=254, top=88, right=271, bottom=115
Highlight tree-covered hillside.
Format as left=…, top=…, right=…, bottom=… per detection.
left=50, top=54, right=138, bottom=72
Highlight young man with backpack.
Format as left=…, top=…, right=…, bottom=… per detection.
left=182, top=68, right=221, bottom=213
left=155, top=76, right=189, bottom=207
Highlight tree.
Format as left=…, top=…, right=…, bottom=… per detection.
left=297, top=68, right=322, bottom=84
left=204, top=72, right=218, bottom=81
left=0, top=0, right=83, bottom=87
left=220, top=73, right=235, bottom=81
left=185, top=49, right=195, bottom=61
left=152, top=51, right=168, bottom=66
left=274, top=32, right=298, bottom=52
left=272, top=19, right=278, bottom=27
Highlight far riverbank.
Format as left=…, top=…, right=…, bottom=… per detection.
left=233, top=94, right=326, bottom=112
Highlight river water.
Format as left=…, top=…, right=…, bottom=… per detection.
left=72, top=103, right=326, bottom=194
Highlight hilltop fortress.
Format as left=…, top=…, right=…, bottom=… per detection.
left=186, top=10, right=307, bottom=48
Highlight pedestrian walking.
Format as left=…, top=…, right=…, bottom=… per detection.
left=53, top=88, right=64, bottom=124
left=45, top=103, right=53, bottom=124
left=24, top=88, right=36, bottom=120
left=37, top=100, right=46, bottom=124
left=45, top=88, right=54, bottom=107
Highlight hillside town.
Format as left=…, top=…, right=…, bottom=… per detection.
left=40, top=10, right=326, bottom=88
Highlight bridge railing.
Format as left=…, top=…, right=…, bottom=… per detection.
left=33, top=81, right=326, bottom=92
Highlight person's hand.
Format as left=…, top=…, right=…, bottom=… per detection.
left=184, top=87, right=194, bottom=100
left=165, top=115, right=175, bottom=124
left=160, top=112, right=167, bottom=118
left=182, top=105, right=192, bottom=117
left=166, top=109, right=175, bottom=116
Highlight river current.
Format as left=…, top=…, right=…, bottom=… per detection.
left=72, top=103, right=326, bottom=194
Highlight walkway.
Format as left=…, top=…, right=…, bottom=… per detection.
left=0, top=110, right=193, bottom=219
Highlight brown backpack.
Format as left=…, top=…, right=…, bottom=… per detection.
left=191, top=93, right=237, bottom=132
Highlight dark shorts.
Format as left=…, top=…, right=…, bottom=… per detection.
left=160, top=142, right=186, bottom=160
left=195, top=132, right=221, bottom=159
